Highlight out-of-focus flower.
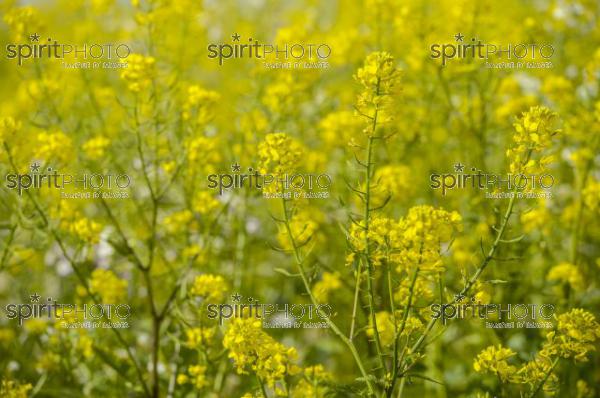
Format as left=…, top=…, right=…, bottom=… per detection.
left=82, top=136, right=111, bottom=160
left=3, top=6, right=42, bottom=41
left=547, top=262, right=585, bottom=291
left=313, top=272, right=342, bottom=302
left=521, top=203, right=551, bottom=234
left=473, top=345, right=517, bottom=382
left=291, top=365, right=333, bottom=397
left=576, top=380, right=594, bottom=398
left=24, top=318, right=47, bottom=334
left=120, top=54, right=156, bottom=92
left=77, top=334, right=94, bottom=358
left=163, top=210, right=194, bottom=234
left=192, top=191, right=220, bottom=215
left=371, top=164, right=413, bottom=205
left=0, top=117, right=21, bottom=143
left=541, top=75, right=574, bottom=105
left=69, top=218, right=103, bottom=244
left=182, top=85, right=220, bottom=124
left=277, top=206, right=321, bottom=250
left=582, top=179, right=600, bottom=212
left=318, top=110, right=362, bottom=147
left=185, top=326, right=216, bottom=348
left=89, top=268, right=128, bottom=303
left=181, top=245, right=206, bottom=265
left=0, top=378, right=32, bottom=398
left=367, top=311, right=395, bottom=346
left=177, top=364, right=209, bottom=389
left=190, top=274, right=227, bottom=301
left=473, top=281, right=493, bottom=304
left=185, top=136, right=221, bottom=172
left=35, top=130, right=73, bottom=164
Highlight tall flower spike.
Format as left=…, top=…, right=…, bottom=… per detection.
left=354, top=52, right=401, bottom=137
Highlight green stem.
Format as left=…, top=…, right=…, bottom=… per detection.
left=257, top=375, right=268, bottom=398
left=389, top=268, right=419, bottom=397
left=362, top=84, right=387, bottom=374
left=281, top=198, right=376, bottom=396
left=349, top=260, right=363, bottom=340
left=529, top=358, right=559, bottom=398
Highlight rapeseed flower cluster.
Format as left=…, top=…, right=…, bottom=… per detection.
left=506, top=106, right=561, bottom=174
left=223, top=318, right=300, bottom=389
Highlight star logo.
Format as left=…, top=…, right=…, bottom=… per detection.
left=454, top=162, right=465, bottom=172
left=454, top=293, right=465, bottom=302
left=30, top=163, right=41, bottom=173
left=454, top=33, right=464, bottom=42
left=231, top=293, right=242, bottom=302
left=30, top=293, right=41, bottom=302
left=231, top=163, right=241, bottom=172
left=29, top=33, right=40, bottom=42
left=231, top=33, right=241, bottom=42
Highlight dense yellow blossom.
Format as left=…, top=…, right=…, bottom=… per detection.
left=540, top=309, right=600, bottom=362
left=354, top=52, right=401, bottom=136
left=68, top=217, right=103, bottom=244
left=185, top=135, right=221, bottom=170
left=190, top=274, right=227, bottom=301
left=394, top=206, right=462, bottom=273
left=258, top=133, right=303, bottom=180
left=89, top=269, right=128, bottom=303
left=516, top=357, right=559, bottom=393
left=0, top=0, right=598, bottom=396
left=473, top=345, right=518, bottom=382
left=120, top=54, right=156, bottom=93
left=347, top=206, right=461, bottom=273
left=506, top=106, right=561, bottom=174
left=223, top=318, right=300, bottom=388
